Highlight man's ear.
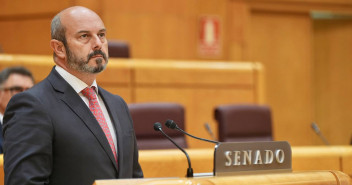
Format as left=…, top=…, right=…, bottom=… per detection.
left=50, top=39, right=66, bottom=59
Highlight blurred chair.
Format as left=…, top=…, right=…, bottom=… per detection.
left=128, top=102, right=187, bottom=149
left=214, top=104, right=273, bottom=142
left=108, top=40, right=130, bottom=58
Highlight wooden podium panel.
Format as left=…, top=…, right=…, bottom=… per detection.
left=0, top=147, right=352, bottom=185
left=341, top=147, right=352, bottom=177
left=93, top=171, right=351, bottom=185
left=292, top=146, right=352, bottom=176
left=138, top=146, right=352, bottom=178
left=292, top=146, right=342, bottom=172
left=139, top=149, right=214, bottom=178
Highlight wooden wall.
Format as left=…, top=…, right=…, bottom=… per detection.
left=313, top=18, right=352, bottom=144
left=237, top=0, right=352, bottom=145
left=0, top=54, right=264, bottom=148
left=1, top=0, right=352, bottom=146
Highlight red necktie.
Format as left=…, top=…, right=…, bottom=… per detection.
left=81, top=87, right=117, bottom=162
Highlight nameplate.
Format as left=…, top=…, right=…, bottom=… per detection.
left=214, top=141, right=292, bottom=176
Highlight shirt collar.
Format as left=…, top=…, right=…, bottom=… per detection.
left=0, top=112, right=3, bottom=124
left=55, top=66, right=98, bottom=94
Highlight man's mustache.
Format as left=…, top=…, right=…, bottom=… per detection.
left=88, top=50, right=108, bottom=61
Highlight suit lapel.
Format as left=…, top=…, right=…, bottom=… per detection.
left=47, top=69, right=118, bottom=170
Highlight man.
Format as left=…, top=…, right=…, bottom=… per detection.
left=3, top=6, right=143, bottom=185
left=0, top=66, right=34, bottom=153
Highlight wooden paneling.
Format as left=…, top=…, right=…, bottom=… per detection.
left=0, top=19, right=52, bottom=55
left=0, top=54, right=263, bottom=148
left=131, top=60, right=261, bottom=148
left=0, top=1, right=69, bottom=16
left=137, top=146, right=352, bottom=178
left=1, top=146, right=352, bottom=183
left=1, top=0, right=352, bottom=146
left=0, top=1, right=101, bottom=55
left=247, top=11, right=314, bottom=145
left=313, top=19, right=352, bottom=145
left=102, top=0, right=198, bottom=59
left=229, top=0, right=352, bottom=146
left=94, top=171, right=352, bottom=185
left=135, top=88, right=256, bottom=148
left=342, top=148, right=352, bottom=176
left=133, top=60, right=256, bottom=85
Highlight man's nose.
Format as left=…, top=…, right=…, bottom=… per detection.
left=92, top=35, right=103, bottom=50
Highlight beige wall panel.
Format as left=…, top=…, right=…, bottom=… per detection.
left=133, top=61, right=256, bottom=86
left=97, top=60, right=133, bottom=103
left=105, top=14, right=196, bottom=59
left=314, top=19, right=352, bottom=145
left=0, top=0, right=101, bottom=16
left=227, top=1, right=251, bottom=60
left=0, top=19, right=52, bottom=55
left=249, top=11, right=314, bottom=145
left=97, top=60, right=132, bottom=84
left=101, top=87, right=132, bottom=103
left=103, top=0, right=229, bottom=60
left=0, top=55, right=54, bottom=82
left=0, top=1, right=69, bottom=16
left=134, top=87, right=256, bottom=148
left=103, top=0, right=198, bottom=59
left=247, top=0, right=352, bottom=14
left=0, top=1, right=104, bottom=55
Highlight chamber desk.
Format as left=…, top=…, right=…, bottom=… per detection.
left=94, top=170, right=351, bottom=185
left=139, top=146, right=352, bottom=178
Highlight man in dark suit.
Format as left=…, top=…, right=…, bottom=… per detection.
left=0, top=66, right=34, bottom=153
left=3, top=6, right=143, bottom=185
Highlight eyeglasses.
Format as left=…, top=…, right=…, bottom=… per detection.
left=0, top=86, right=30, bottom=95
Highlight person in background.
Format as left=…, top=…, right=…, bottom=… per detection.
left=0, top=66, right=34, bottom=153
left=3, top=6, right=143, bottom=185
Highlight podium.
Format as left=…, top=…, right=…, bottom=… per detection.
left=93, top=170, right=351, bottom=185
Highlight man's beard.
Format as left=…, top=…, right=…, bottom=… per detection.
left=66, top=47, right=108, bottom=74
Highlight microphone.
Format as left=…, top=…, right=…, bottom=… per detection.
left=165, top=119, right=219, bottom=144
left=153, top=122, right=193, bottom=177
left=311, top=122, right=330, bottom=145
left=204, top=122, right=216, bottom=141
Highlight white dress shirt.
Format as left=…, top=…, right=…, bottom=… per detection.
left=0, top=112, right=3, bottom=124
left=55, top=66, right=117, bottom=151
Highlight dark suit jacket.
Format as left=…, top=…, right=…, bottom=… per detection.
left=3, top=68, right=143, bottom=185
left=0, top=123, right=3, bottom=154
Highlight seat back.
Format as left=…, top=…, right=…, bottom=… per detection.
left=108, top=40, right=130, bottom=58
left=214, top=104, right=273, bottom=142
left=128, top=103, right=187, bottom=149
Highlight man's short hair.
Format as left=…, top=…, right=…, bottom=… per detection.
left=51, top=14, right=67, bottom=45
left=0, top=66, right=35, bottom=87
left=51, top=13, right=68, bottom=58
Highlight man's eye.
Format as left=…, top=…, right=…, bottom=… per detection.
left=80, top=34, right=88, bottom=38
left=99, top=33, right=105, bottom=38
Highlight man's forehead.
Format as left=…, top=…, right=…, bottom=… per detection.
left=60, top=7, right=105, bottom=30
left=5, top=74, right=33, bottom=85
